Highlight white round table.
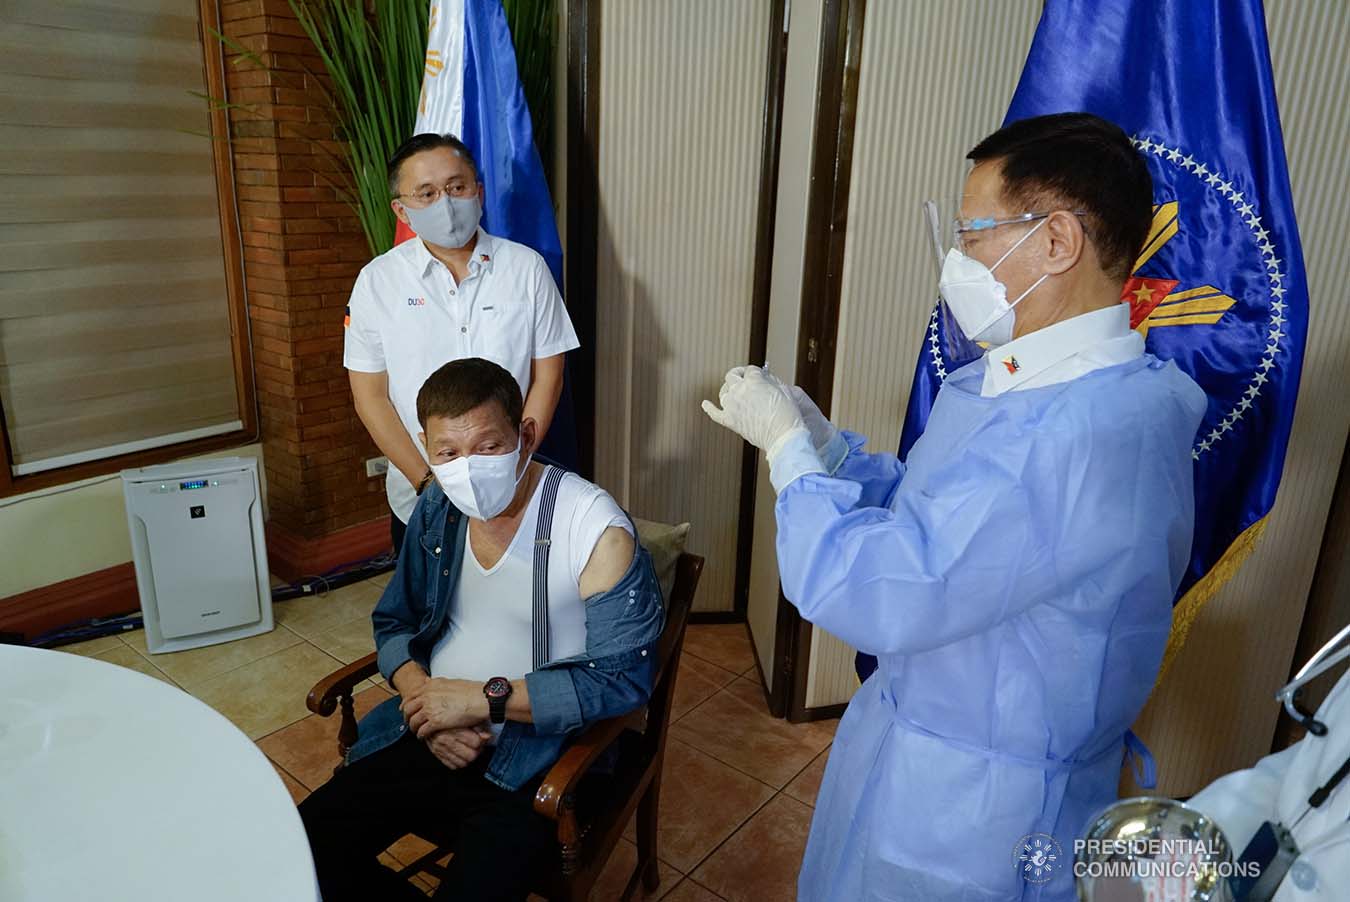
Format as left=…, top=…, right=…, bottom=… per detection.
left=0, top=644, right=319, bottom=902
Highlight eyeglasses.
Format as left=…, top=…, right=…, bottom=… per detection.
left=953, top=210, right=1087, bottom=253
left=396, top=180, right=478, bottom=208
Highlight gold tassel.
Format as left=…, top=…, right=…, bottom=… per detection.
left=1155, top=516, right=1269, bottom=686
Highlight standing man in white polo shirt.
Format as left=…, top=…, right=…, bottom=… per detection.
left=344, top=133, right=579, bottom=552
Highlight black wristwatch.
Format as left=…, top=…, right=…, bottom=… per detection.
left=416, top=470, right=434, bottom=495
left=483, top=676, right=512, bottom=725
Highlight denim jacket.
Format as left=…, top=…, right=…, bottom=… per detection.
left=345, top=478, right=666, bottom=792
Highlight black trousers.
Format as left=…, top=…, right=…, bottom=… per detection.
left=298, top=733, right=555, bottom=902
left=391, top=506, right=408, bottom=558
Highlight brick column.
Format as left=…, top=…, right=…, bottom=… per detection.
left=220, top=0, right=392, bottom=578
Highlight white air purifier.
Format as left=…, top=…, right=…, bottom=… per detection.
left=121, top=457, right=273, bottom=653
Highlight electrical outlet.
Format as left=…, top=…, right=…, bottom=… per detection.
left=365, top=456, right=389, bottom=478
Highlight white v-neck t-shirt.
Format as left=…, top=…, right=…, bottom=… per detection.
left=427, top=469, right=631, bottom=689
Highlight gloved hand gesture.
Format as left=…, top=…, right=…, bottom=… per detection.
left=785, top=384, right=849, bottom=473
left=701, top=365, right=808, bottom=458
left=786, top=385, right=838, bottom=456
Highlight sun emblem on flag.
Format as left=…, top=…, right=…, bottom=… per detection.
left=1120, top=201, right=1237, bottom=338
left=418, top=5, right=444, bottom=115
left=1128, top=134, right=1291, bottom=461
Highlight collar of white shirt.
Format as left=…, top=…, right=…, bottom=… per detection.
left=408, top=227, right=498, bottom=278
left=980, top=302, right=1143, bottom=397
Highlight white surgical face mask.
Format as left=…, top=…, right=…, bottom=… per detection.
left=938, top=218, right=1049, bottom=347
left=403, top=194, right=482, bottom=249
left=431, top=437, right=529, bottom=520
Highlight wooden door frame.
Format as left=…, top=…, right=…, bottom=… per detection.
left=726, top=0, right=791, bottom=629
left=771, top=0, right=868, bottom=722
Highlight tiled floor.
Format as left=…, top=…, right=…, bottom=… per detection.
left=57, top=575, right=837, bottom=901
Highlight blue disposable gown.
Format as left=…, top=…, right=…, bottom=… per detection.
left=779, top=354, right=1206, bottom=902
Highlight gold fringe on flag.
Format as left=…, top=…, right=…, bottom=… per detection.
left=1155, top=515, right=1270, bottom=686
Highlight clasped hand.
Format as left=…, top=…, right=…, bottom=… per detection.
left=400, top=678, right=492, bottom=769
left=401, top=677, right=487, bottom=736
left=424, top=724, right=494, bottom=770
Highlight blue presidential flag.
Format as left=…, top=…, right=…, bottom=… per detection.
left=862, top=0, right=1309, bottom=683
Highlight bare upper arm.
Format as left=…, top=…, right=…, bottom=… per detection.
left=530, top=353, right=565, bottom=385
left=579, top=526, right=636, bottom=599
left=349, top=369, right=389, bottom=408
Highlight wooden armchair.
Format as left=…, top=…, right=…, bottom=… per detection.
left=305, top=552, right=705, bottom=901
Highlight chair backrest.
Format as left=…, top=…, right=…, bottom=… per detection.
left=638, top=552, right=703, bottom=753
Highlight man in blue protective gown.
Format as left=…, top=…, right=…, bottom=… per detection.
left=703, top=113, right=1206, bottom=901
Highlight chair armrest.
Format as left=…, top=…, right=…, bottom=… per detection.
left=533, top=709, right=645, bottom=821
left=307, top=651, right=381, bottom=716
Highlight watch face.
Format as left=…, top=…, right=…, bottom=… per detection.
left=484, top=677, right=511, bottom=699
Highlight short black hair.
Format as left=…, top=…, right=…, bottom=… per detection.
left=967, top=112, right=1152, bottom=283
left=387, top=133, right=479, bottom=197
left=416, top=357, right=523, bottom=432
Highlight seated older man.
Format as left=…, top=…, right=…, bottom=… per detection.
left=299, top=357, right=664, bottom=902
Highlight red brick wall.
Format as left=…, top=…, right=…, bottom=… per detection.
left=220, top=0, right=389, bottom=541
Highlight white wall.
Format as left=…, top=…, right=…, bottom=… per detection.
left=591, top=0, right=772, bottom=612
left=0, top=442, right=266, bottom=598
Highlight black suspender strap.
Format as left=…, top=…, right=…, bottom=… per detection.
left=532, top=466, right=566, bottom=671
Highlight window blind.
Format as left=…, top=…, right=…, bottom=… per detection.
left=0, top=0, right=242, bottom=475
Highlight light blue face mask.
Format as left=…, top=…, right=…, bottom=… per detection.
left=404, top=194, right=482, bottom=250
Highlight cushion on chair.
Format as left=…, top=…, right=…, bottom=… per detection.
left=631, top=518, right=691, bottom=602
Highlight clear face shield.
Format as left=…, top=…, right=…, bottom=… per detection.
left=925, top=199, right=1082, bottom=359
left=922, top=199, right=984, bottom=364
